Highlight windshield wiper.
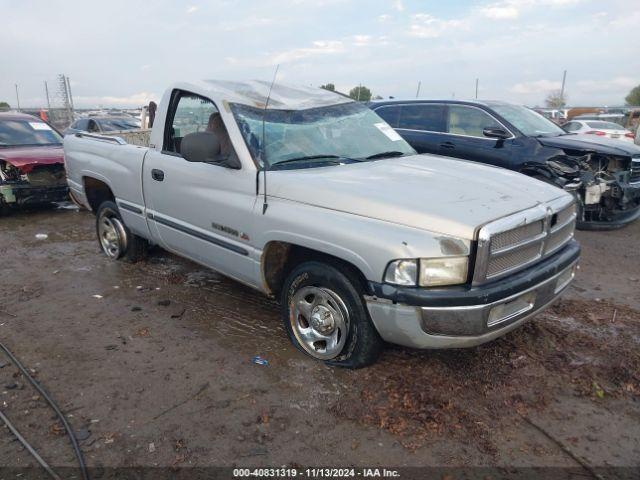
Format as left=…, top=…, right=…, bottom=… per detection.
left=363, top=151, right=407, bottom=160
left=270, top=154, right=350, bottom=169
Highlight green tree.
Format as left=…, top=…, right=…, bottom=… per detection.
left=0, top=101, right=10, bottom=110
left=625, top=84, right=640, bottom=105
left=349, top=85, right=372, bottom=102
left=545, top=89, right=567, bottom=109
left=320, top=83, right=335, bottom=92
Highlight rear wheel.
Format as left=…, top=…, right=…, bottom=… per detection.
left=281, top=261, right=383, bottom=368
left=95, top=201, right=147, bottom=262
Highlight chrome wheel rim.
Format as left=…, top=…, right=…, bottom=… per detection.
left=98, top=213, right=124, bottom=259
left=290, top=286, right=349, bottom=360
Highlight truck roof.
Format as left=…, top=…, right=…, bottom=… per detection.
left=172, top=80, right=354, bottom=110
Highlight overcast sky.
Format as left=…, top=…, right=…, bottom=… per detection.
left=1, top=0, right=638, bottom=108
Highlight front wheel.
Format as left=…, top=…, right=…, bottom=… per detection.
left=95, top=201, right=147, bottom=262
left=281, top=261, right=383, bottom=368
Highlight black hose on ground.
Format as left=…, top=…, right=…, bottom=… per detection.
left=0, top=341, right=89, bottom=480
left=0, top=409, right=61, bottom=480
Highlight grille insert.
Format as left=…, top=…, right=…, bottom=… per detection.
left=475, top=199, right=577, bottom=284
left=631, top=159, right=640, bottom=183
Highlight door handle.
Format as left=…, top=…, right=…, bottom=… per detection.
left=440, top=142, right=455, bottom=150
left=151, top=169, right=164, bottom=181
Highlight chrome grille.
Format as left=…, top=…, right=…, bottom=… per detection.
left=545, top=219, right=576, bottom=255
left=490, top=221, right=544, bottom=253
left=631, top=159, right=640, bottom=184
left=474, top=197, right=577, bottom=284
left=487, top=243, right=543, bottom=277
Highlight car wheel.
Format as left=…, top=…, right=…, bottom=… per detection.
left=281, top=261, right=383, bottom=368
left=95, top=201, right=147, bottom=262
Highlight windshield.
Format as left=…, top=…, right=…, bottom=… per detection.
left=491, top=104, right=566, bottom=137
left=98, top=118, right=140, bottom=131
left=0, top=119, right=62, bottom=147
left=230, top=102, right=416, bottom=168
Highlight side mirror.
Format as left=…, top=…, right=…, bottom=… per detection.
left=483, top=127, right=510, bottom=140
left=181, top=132, right=221, bottom=163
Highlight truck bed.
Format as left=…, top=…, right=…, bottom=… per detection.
left=63, top=132, right=151, bottom=238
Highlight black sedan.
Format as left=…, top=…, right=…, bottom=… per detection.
left=369, top=99, right=640, bottom=229
left=63, top=116, right=140, bottom=136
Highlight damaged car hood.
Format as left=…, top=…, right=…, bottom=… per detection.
left=538, top=134, right=640, bottom=156
left=0, top=145, right=65, bottom=173
left=269, top=154, right=568, bottom=239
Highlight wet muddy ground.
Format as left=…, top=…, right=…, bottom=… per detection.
left=0, top=206, right=639, bottom=476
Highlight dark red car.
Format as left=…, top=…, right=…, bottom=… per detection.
left=0, top=112, right=69, bottom=214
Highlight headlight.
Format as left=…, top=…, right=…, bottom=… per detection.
left=419, top=256, right=468, bottom=287
left=384, top=259, right=418, bottom=286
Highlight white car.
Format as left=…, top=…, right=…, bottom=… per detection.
left=563, top=119, right=635, bottom=143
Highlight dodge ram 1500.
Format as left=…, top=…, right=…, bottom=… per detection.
left=64, top=81, right=580, bottom=367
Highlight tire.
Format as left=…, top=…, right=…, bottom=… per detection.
left=281, top=261, right=383, bottom=368
left=95, top=201, right=147, bottom=262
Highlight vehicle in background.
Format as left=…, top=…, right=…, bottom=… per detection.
left=534, top=108, right=568, bottom=125
left=563, top=120, right=635, bottom=143
left=0, top=112, right=68, bottom=214
left=572, top=113, right=626, bottom=126
left=63, top=116, right=140, bottom=136
left=64, top=80, right=580, bottom=367
left=369, top=99, right=640, bottom=230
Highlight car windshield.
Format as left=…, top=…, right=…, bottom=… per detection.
left=586, top=121, right=625, bottom=130
left=0, top=119, right=62, bottom=147
left=98, top=118, right=140, bottom=131
left=230, top=102, right=416, bottom=168
left=491, top=104, right=566, bottom=137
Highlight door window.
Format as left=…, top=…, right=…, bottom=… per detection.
left=88, top=120, right=100, bottom=133
left=75, top=119, right=89, bottom=131
left=446, top=105, right=502, bottom=138
left=563, top=122, right=581, bottom=132
left=397, top=104, right=446, bottom=132
left=165, top=91, right=219, bottom=153
left=374, top=105, right=401, bottom=128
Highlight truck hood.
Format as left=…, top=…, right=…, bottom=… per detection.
left=537, top=134, right=640, bottom=156
left=269, top=154, right=567, bottom=239
left=0, top=145, right=65, bottom=173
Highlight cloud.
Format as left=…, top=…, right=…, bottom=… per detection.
left=378, top=14, right=391, bottom=22
left=269, top=40, right=345, bottom=64
left=74, top=92, right=157, bottom=107
left=510, top=80, right=562, bottom=94
left=352, top=35, right=372, bottom=47
left=409, top=14, right=465, bottom=38
left=480, top=3, right=519, bottom=19
left=186, top=5, right=198, bottom=14
left=392, top=0, right=404, bottom=12
left=575, top=77, right=638, bottom=93
left=480, top=0, right=583, bottom=20
left=220, top=16, right=276, bottom=31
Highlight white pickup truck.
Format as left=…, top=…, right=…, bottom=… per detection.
left=64, top=80, right=580, bottom=368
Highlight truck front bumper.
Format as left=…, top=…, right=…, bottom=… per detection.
left=365, top=240, right=580, bottom=349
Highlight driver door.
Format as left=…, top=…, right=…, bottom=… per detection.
left=142, top=89, right=258, bottom=286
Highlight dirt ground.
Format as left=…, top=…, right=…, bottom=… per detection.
left=0, top=205, right=639, bottom=477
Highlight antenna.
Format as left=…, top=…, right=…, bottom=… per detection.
left=261, top=64, right=279, bottom=215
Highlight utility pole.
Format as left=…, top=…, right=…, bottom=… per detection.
left=65, top=75, right=75, bottom=110
left=357, top=83, right=362, bottom=101
left=415, top=81, right=421, bottom=99
left=15, top=84, right=20, bottom=111
left=44, top=81, right=51, bottom=110
left=475, top=78, right=479, bottom=99
left=560, top=70, right=567, bottom=107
